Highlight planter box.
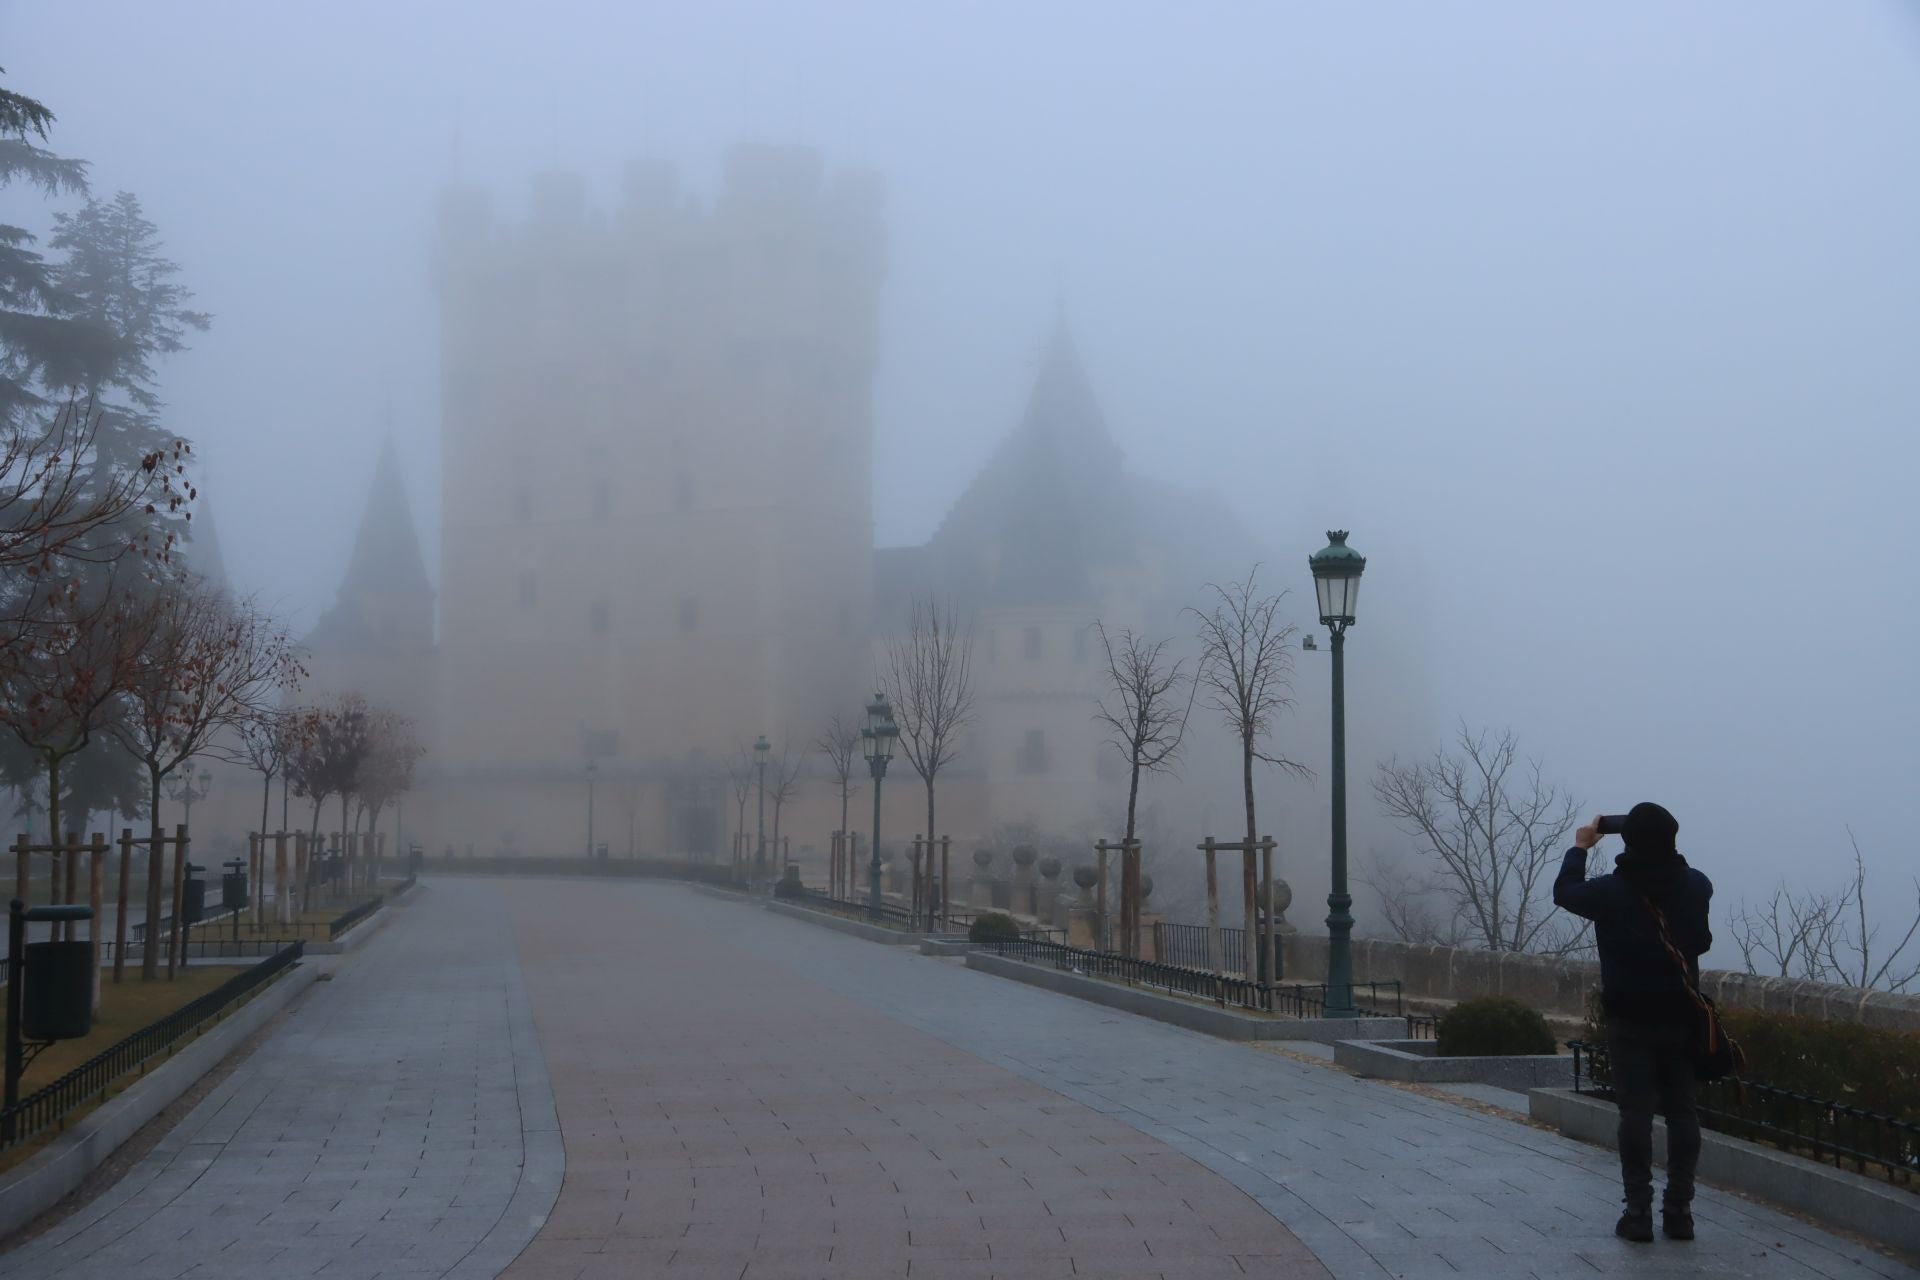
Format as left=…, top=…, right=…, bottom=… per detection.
left=964, top=951, right=1403, bottom=1043
left=764, top=898, right=925, bottom=945
left=1531, top=1087, right=1920, bottom=1257
left=1334, top=1038, right=1572, bottom=1091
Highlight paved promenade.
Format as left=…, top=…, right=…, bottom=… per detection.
left=0, top=882, right=559, bottom=1280
left=0, top=877, right=1910, bottom=1279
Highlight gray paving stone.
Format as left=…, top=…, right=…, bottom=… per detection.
left=644, top=883, right=1916, bottom=1280
left=0, top=883, right=559, bottom=1280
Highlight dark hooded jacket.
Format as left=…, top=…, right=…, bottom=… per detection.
left=1552, top=807, right=1712, bottom=1024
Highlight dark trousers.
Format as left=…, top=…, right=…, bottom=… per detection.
left=1608, top=1020, right=1700, bottom=1210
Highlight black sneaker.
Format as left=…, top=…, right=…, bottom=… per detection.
left=1616, top=1210, right=1654, bottom=1243
left=1662, top=1208, right=1695, bottom=1241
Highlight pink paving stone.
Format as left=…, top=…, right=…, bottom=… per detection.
left=500, top=879, right=1329, bottom=1279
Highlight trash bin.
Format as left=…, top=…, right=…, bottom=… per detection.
left=221, top=870, right=248, bottom=912
left=182, top=873, right=206, bottom=925
left=22, top=940, right=93, bottom=1041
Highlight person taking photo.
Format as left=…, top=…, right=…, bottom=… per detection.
left=1553, top=801, right=1712, bottom=1243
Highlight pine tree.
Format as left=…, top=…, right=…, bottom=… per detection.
left=0, top=70, right=119, bottom=430
left=49, top=191, right=210, bottom=462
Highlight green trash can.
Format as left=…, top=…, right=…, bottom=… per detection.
left=22, top=940, right=93, bottom=1041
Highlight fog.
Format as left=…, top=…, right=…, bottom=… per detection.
left=9, top=2, right=1919, bottom=963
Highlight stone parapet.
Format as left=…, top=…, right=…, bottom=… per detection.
left=1281, top=934, right=1920, bottom=1031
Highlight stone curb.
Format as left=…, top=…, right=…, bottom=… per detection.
left=1334, top=1038, right=1573, bottom=1090
left=1529, top=1086, right=1920, bottom=1257
left=963, top=951, right=1404, bottom=1043
left=303, top=902, right=393, bottom=955
left=763, top=899, right=928, bottom=945
left=0, top=959, right=320, bottom=1241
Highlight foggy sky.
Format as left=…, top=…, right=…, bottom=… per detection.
left=8, top=2, right=1918, bottom=934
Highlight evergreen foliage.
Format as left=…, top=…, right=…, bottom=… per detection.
left=1436, top=996, right=1557, bottom=1057
left=968, top=911, right=1023, bottom=945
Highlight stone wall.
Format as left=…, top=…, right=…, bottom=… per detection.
left=1280, top=934, right=1920, bottom=1032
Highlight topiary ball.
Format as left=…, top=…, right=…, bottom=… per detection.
left=968, top=911, right=1023, bottom=945
left=1436, top=996, right=1557, bottom=1058
left=1038, top=857, right=1061, bottom=879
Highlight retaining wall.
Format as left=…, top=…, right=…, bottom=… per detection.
left=1281, top=935, right=1920, bottom=1031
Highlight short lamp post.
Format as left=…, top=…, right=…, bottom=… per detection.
left=585, top=761, right=598, bottom=860
left=168, top=767, right=213, bottom=833
left=753, top=736, right=770, bottom=887
left=861, top=694, right=897, bottom=916
left=1309, top=530, right=1366, bottom=1018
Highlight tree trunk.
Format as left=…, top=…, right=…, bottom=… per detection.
left=259, top=770, right=271, bottom=840
left=1241, top=733, right=1258, bottom=982
left=1123, top=762, right=1141, bottom=957
left=44, top=753, right=62, bottom=873
left=142, top=760, right=163, bottom=980
left=924, top=777, right=938, bottom=930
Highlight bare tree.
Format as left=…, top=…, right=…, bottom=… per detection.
left=817, top=714, right=862, bottom=894
left=0, top=576, right=146, bottom=854
left=239, top=706, right=303, bottom=837
left=351, top=707, right=423, bottom=881
left=767, top=741, right=805, bottom=876
left=1358, top=850, right=1470, bottom=948
left=1729, top=831, right=1919, bottom=992
left=111, top=582, right=300, bottom=977
left=725, top=743, right=753, bottom=871
left=0, top=397, right=194, bottom=649
left=1372, top=725, right=1586, bottom=955
left=884, top=595, right=975, bottom=929
left=287, top=693, right=372, bottom=851
left=1191, top=568, right=1310, bottom=977
left=1093, top=622, right=1196, bottom=956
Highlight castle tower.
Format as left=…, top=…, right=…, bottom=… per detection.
left=431, top=146, right=884, bottom=854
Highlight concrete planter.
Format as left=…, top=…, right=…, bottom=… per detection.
left=1531, top=1086, right=1920, bottom=1257
left=964, top=951, right=1403, bottom=1043
left=764, top=898, right=925, bottom=945
left=1334, top=1037, right=1572, bottom=1091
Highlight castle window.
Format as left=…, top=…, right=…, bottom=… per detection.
left=591, top=477, right=613, bottom=519
left=516, top=571, right=537, bottom=609
left=513, top=483, right=532, bottom=521
left=673, top=472, right=694, bottom=512
left=678, top=597, right=699, bottom=632
left=1018, top=730, right=1050, bottom=776
left=1023, top=626, right=1042, bottom=661
left=589, top=599, right=610, bottom=636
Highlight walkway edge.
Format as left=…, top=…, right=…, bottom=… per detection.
left=445, top=913, right=563, bottom=1279
left=0, top=961, right=320, bottom=1241
left=1529, top=1086, right=1920, bottom=1258
left=964, top=951, right=1404, bottom=1042
left=764, top=898, right=925, bottom=945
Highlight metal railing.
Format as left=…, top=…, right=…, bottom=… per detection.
left=1570, top=1040, right=1920, bottom=1188
left=327, top=897, right=382, bottom=940
left=0, top=941, right=304, bottom=1150
left=1154, top=921, right=1252, bottom=974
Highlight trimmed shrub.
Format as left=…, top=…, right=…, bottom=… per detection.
left=1437, top=996, right=1557, bottom=1057
left=968, top=912, right=1023, bottom=945
left=1717, top=1009, right=1920, bottom=1122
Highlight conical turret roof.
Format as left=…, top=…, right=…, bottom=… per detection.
left=925, top=320, right=1134, bottom=606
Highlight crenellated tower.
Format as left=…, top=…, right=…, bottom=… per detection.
left=430, top=146, right=884, bottom=852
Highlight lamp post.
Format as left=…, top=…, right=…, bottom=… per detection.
left=753, top=736, right=770, bottom=886
left=585, top=761, right=598, bottom=860
left=167, top=767, right=213, bottom=832
left=1309, top=530, right=1366, bottom=1017
left=861, top=694, right=897, bottom=915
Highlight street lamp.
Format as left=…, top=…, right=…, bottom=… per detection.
left=585, top=761, right=598, bottom=860
left=861, top=694, right=897, bottom=915
left=1309, top=530, right=1366, bottom=1017
left=753, top=735, right=770, bottom=886
left=167, top=767, right=214, bottom=832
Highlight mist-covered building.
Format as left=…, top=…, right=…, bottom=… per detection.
left=306, top=145, right=1274, bottom=860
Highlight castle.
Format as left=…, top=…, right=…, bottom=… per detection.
left=307, top=146, right=1267, bottom=865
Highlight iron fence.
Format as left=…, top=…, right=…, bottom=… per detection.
left=1569, top=1040, right=1920, bottom=1188
left=103, top=937, right=298, bottom=962
left=0, top=941, right=304, bottom=1149
left=1153, top=921, right=1252, bottom=974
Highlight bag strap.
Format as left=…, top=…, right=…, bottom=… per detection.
left=1633, top=886, right=1712, bottom=1016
